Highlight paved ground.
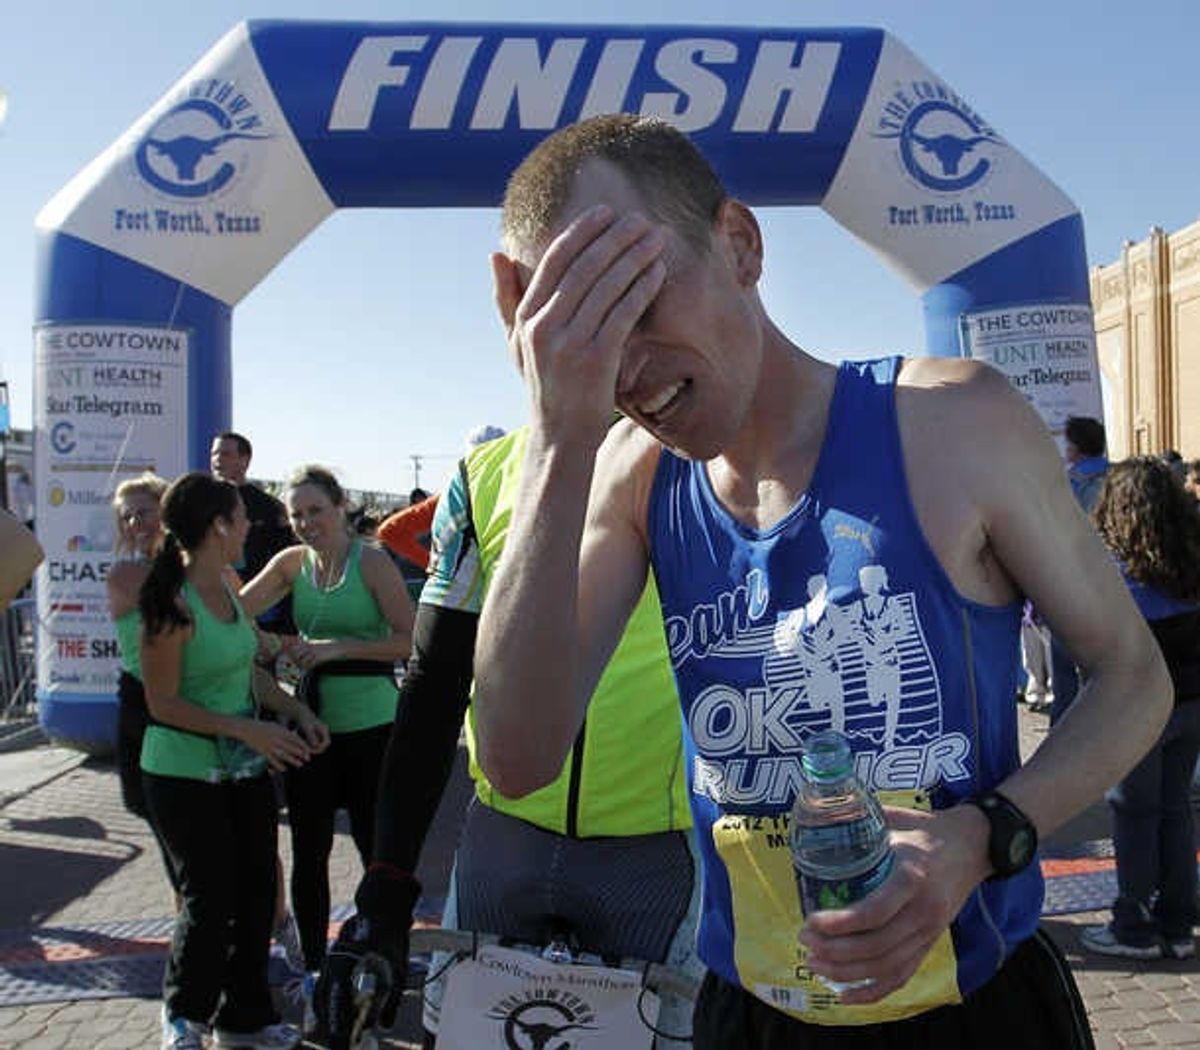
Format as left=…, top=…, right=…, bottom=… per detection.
left=0, top=704, right=1197, bottom=1048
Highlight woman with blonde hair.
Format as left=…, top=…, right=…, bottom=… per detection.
left=242, top=464, right=413, bottom=982
left=107, top=472, right=170, bottom=824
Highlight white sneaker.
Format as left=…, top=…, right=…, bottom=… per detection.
left=211, top=1022, right=300, bottom=1049
left=273, top=913, right=306, bottom=975
left=1164, top=937, right=1196, bottom=960
left=1080, top=923, right=1162, bottom=959
left=161, top=1008, right=209, bottom=1050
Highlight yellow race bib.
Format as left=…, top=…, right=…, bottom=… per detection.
left=713, top=790, right=961, bottom=1025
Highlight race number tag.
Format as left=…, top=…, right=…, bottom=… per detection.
left=713, top=789, right=961, bottom=1025
left=436, top=945, right=657, bottom=1050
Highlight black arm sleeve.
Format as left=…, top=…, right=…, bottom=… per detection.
left=369, top=601, right=478, bottom=875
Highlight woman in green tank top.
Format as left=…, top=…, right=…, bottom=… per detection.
left=139, top=472, right=324, bottom=1050
left=241, top=464, right=413, bottom=976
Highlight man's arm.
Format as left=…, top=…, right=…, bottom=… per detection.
left=0, top=510, right=42, bottom=611
left=473, top=208, right=666, bottom=797
left=802, top=361, right=1170, bottom=1002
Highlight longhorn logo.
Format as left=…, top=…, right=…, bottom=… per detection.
left=488, top=996, right=599, bottom=1050
left=875, top=97, right=1004, bottom=193
left=134, top=95, right=270, bottom=199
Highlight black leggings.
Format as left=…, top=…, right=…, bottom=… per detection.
left=692, top=929, right=1094, bottom=1049
left=116, top=672, right=180, bottom=893
left=285, top=723, right=391, bottom=969
left=143, top=772, right=279, bottom=1031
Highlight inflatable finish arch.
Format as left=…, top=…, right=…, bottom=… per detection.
left=33, top=21, right=1103, bottom=750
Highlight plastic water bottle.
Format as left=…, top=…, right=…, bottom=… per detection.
left=790, top=729, right=894, bottom=917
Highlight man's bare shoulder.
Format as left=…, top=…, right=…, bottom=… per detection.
left=897, top=356, right=1045, bottom=452
left=591, top=418, right=663, bottom=532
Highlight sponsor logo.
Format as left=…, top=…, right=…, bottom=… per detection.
left=46, top=394, right=163, bottom=420
left=51, top=421, right=76, bottom=454
left=47, top=559, right=112, bottom=584
left=133, top=79, right=270, bottom=200
left=329, top=33, right=842, bottom=134
left=486, top=990, right=598, bottom=1049
left=873, top=80, right=1005, bottom=193
left=48, top=482, right=66, bottom=507
left=41, top=329, right=184, bottom=355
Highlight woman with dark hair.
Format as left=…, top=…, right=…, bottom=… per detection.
left=241, top=465, right=413, bottom=982
left=1081, top=456, right=1200, bottom=961
left=139, top=472, right=320, bottom=1050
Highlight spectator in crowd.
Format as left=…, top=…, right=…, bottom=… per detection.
left=1049, top=415, right=1111, bottom=725
left=241, top=465, right=413, bottom=983
left=210, top=432, right=296, bottom=632
left=8, top=466, right=34, bottom=530
left=106, top=473, right=178, bottom=893
left=139, top=472, right=321, bottom=1050
left=1184, top=459, right=1200, bottom=505
left=1159, top=448, right=1186, bottom=482
left=0, top=508, right=41, bottom=611
left=1020, top=601, right=1053, bottom=713
left=378, top=428, right=507, bottom=603
left=1081, top=456, right=1200, bottom=961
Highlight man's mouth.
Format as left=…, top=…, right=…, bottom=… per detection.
left=637, top=379, right=689, bottom=422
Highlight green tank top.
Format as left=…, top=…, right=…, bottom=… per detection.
left=115, top=608, right=142, bottom=678
left=140, top=581, right=265, bottom=782
left=465, top=428, right=690, bottom=837
left=293, top=539, right=399, bottom=733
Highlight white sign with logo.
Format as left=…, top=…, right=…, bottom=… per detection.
left=436, top=945, right=658, bottom=1050
left=33, top=324, right=189, bottom=699
left=958, top=302, right=1103, bottom=437
left=35, top=22, right=334, bottom=306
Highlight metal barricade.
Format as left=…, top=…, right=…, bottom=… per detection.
left=1, top=596, right=37, bottom=721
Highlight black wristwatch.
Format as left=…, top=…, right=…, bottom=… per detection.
left=966, top=790, right=1038, bottom=879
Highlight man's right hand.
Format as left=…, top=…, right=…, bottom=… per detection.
left=491, top=205, right=666, bottom=451
left=311, top=867, right=420, bottom=1049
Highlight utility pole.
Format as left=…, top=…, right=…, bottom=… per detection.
left=0, top=381, right=10, bottom=511
left=410, top=454, right=423, bottom=493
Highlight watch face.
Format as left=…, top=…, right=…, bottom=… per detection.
left=1008, top=828, right=1035, bottom=868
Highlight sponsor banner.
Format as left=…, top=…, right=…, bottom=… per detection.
left=437, top=945, right=657, bottom=1050
left=821, top=34, right=1076, bottom=292
left=33, top=323, right=189, bottom=699
left=35, top=23, right=334, bottom=306
left=959, top=302, right=1103, bottom=437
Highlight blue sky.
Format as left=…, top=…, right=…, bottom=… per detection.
left=2, top=1, right=1196, bottom=495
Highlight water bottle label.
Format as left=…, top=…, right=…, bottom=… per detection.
left=799, top=850, right=894, bottom=914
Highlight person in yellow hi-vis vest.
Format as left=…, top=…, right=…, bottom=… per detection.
left=312, top=426, right=702, bottom=1049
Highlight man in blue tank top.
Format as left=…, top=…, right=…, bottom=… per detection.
left=472, top=115, right=1171, bottom=1049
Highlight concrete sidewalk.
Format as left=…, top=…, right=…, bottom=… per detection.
left=0, top=706, right=1197, bottom=1049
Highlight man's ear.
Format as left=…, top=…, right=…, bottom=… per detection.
left=490, top=252, right=528, bottom=329
left=716, top=199, right=763, bottom=287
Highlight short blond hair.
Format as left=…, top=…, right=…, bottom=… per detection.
left=501, top=114, right=726, bottom=260
left=112, top=472, right=169, bottom=554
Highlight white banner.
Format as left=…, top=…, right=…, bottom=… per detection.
left=436, top=945, right=658, bottom=1050
left=959, top=302, right=1103, bottom=438
left=33, top=324, right=189, bottom=698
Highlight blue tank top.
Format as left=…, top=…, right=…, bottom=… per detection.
left=648, top=357, right=1037, bottom=1023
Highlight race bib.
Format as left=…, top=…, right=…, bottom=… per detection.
left=713, top=789, right=961, bottom=1025
left=436, top=945, right=657, bottom=1050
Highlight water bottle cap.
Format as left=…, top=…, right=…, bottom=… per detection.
left=801, top=730, right=853, bottom=781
